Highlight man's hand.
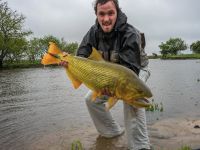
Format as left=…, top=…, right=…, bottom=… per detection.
left=101, top=87, right=113, bottom=97
left=59, top=52, right=68, bottom=67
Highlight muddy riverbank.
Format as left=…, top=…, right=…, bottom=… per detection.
left=29, top=117, right=200, bottom=150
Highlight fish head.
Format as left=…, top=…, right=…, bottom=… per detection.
left=116, top=76, right=152, bottom=101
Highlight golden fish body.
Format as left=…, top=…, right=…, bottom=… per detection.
left=41, top=42, right=152, bottom=110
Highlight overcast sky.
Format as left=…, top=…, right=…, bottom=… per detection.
left=7, top=0, right=200, bottom=54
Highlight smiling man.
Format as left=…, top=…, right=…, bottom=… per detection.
left=76, top=0, right=152, bottom=149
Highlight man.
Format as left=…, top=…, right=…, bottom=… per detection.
left=62, top=0, right=151, bottom=149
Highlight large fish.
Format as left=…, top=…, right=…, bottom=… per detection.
left=41, top=42, right=152, bottom=110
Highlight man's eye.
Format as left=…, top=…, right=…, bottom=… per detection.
left=99, top=12, right=105, bottom=16
left=108, top=11, right=115, bottom=16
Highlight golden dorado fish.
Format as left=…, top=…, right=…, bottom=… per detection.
left=41, top=42, right=152, bottom=110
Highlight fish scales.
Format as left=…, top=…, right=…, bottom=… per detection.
left=67, top=56, right=119, bottom=91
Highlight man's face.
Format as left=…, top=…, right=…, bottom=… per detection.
left=96, top=1, right=117, bottom=33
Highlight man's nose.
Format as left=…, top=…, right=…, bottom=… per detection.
left=103, top=15, right=109, bottom=21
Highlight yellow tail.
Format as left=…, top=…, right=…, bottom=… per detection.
left=41, top=42, right=63, bottom=65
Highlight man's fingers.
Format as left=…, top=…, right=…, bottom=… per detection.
left=101, top=87, right=112, bottom=96
left=59, top=61, right=68, bottom=67
left=63, top=52, right=68, bottom=57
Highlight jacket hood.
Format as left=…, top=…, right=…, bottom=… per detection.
left=114, top=9, right=127, bottom=31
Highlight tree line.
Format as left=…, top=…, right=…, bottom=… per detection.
left=159, top=37, right=200, bottom=57
left=1, top=1, right=200, bottom=68
left=0, top=1, right=78, bottom=68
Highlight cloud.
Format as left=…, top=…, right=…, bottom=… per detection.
left=6, top=0, right=200, bottom=54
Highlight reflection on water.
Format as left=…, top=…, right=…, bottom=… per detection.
left=0, top=60, right=200, bottom=149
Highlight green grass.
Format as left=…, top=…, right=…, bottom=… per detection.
left=71, top=140, right=83, bottom=150
left=146, top=99, right=164, bottom=112
left=149, top=53, right=200, bottom=59
left=177, top=145, right=192, bottom=150
left=2, top=60, right=42, bottom=69
left=69, top=140, right=192, bottom=150
left=164, top=53, right=200, bottom=59
left=2, top=53, right=200, bottom=69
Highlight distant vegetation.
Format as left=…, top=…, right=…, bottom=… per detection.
left=156, top=38, right=200, bottom=59
left=190, top=40, right=200, bottom=53
left=1, top=0, right=200, bottom=69
left=159, top=38, right=187, bottom=56
left=148, top=53, right=200, bottom=59
left=0, top=1, right=78, bottom=69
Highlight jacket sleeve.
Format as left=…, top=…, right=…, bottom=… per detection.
left=119, top=30, right=141, bottom=75
left=76, top=26, right=96, bottom=58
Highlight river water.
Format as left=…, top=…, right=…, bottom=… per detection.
left=0, top=59, right=200, bottom=150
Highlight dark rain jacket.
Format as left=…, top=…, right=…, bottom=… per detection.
left=76, top=10, right=143, bottom=75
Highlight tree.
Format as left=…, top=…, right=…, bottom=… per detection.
left=6, top=37, right=28, bottom=62
left=41, top=36, right=78, bottom=54
left=61, top=40, right=78, bottom=54
left=0, top=0, right=32, bottom=67
left=190, top=40, right=200, bottom=54
left=66, top=42, right=78, bottom=54
left=40, top=35, right=61, bottom=49
left=159, top=38, right=187, bottom=56
left=27, top=36, right=79, bottom=62
left=26, top=38, right=43, bottom=61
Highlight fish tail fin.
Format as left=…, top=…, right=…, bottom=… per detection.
left=41, top=53, right=61, bottom=65
left=41, top=42, right=63, bottom=65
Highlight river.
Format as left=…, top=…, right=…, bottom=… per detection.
left=0, top=59, right=200, bottom=150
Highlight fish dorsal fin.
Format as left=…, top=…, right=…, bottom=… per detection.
left=88, top=47, right=104, bottom=61
left=66, top=69, right=82, bottom=89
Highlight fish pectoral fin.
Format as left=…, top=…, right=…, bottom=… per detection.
left=66, top=69, right=82, bottom=89
left=88, top=47, right=104, bottom=61
left=91, top=91, right=101, bottom=101
left=105, top=97, right=118, bottom=111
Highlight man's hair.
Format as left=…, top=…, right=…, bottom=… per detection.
left=93, top=0, right=120, bottom=14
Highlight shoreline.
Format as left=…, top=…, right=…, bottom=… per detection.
left=30, top=117, right=200, bottom=150
left=1, top=56, right=200, bottom=70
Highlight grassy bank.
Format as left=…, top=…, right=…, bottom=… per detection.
left=1, top=60, right=43, bottom=69
left=1, top=53, right=200, bottom=69
left=148, top=53, right=200, bottom=59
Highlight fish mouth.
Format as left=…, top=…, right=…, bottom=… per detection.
left=136, top=98, right=150, bottom=103
left=134, top=98, right=151, bottom=108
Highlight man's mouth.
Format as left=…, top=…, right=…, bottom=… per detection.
left=102, top=22, right=112, bottom=26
